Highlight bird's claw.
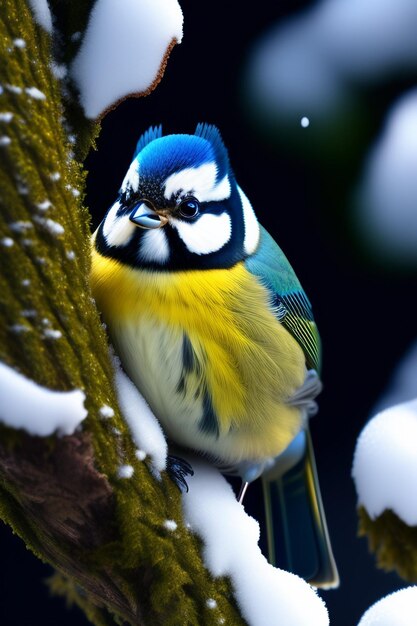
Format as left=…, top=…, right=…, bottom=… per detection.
left=166, top=455, right=194, bottom=493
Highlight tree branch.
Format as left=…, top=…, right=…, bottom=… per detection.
left=358, top=507, right=417, bottom=583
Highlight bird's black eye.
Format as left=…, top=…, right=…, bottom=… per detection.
left=178, top=197, right=200, bottom=219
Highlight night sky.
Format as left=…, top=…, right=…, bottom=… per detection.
left=2, top=1, right=417, bottom=625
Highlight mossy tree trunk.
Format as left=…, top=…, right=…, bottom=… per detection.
left=0, top=3, right=246, bottom=625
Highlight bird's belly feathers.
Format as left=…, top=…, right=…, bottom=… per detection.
left=112, top=317, right=207, bottom=441
left=91, top=253, right=307, bottom=464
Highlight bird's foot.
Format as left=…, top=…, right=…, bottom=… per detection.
left=166, top=455, right=194, bottom=493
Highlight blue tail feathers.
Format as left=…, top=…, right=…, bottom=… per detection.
left=261, top=429, right=339, bottom=588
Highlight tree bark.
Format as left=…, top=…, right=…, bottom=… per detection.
left=0, top=3, right=246, bottom=624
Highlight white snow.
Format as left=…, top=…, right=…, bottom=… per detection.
left=163, top=519, right=177, bottom=531
left=13, top=39, right=26, bottom=49
left=36, top=199, right=52, bottom=211
left=0, top=136, right=11, bottom=146
left=10, top=324, right=30, bottom=334
left=135, top=449, right=147, bottom=461
left=43, top=328, right=62, bottom=339
left=246, top=0, right=417, bottom=122
left=301, top=116, right=310, bottom=128
left=65, top=184, right=80, bottom=197
left=182, top=460, right=329, bottom=626
left=355, top=89, right=417, bottom=263
left=21, top=278, right=31, bottom=286
left=25, top=87, right=46, bottom=100
left=66, top=250, right=76, bottom=260
left=0, top=112, right=13, bottom=122
left=6, top=85, right=23, bottom=94
left=118, top=464, right=134, bottom=478
left=71, top=0, right=183, bottom=119
left=1, top=237, right=14, bottom=247
left=206, top=599, right=217, bottom=609
left=9, top=221, right=33, bottom=233
left=112, top=354, right=167, bottom=474
left=34, top=216, right=65, bottom=236
left=50, top=63, right=67, bottom=80
left=352, top=399, right=417, bottom=525
left=49, top=172, right=61, bottom=181
left=0, top=361, right=87, bottom=436
left=358, top=587, right=417, bottom=626
left=99, top=404, right=115, bottom=418
left=316, top=0, right=417, bottom=81
left=28, top=0, right=53, bottom=33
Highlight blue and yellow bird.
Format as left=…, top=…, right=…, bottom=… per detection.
left=91, top=124, right=339, bottom=588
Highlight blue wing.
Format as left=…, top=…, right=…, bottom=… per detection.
left=245, top=225, right=321, bottom=373
left=245, top=228, right=337, bottom=587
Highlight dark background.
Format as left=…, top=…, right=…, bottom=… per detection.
left=2, top=1, right=417, bottom=624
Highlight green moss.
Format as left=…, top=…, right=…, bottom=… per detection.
left=358, top=506, right=417, bottom=582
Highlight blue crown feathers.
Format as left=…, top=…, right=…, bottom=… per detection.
left=133, top=125, right=163, bottom=159
left=194, top=123, right=229, bottom=181
left=132, top=124, right=230, bottom=183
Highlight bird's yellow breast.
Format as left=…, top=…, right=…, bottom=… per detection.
left=91, top=249, right=307, bottom=462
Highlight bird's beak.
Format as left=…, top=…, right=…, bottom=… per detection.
left=129, top=203, right=168, bottom=229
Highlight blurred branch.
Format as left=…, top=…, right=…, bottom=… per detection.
left=0, top=2, right=246, bottom=624
left=358, top=507, right=417, bottom=583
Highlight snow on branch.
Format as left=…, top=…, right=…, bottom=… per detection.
left=0, top=361, right=87, bottom=436
left=27, top=0, right=53, bottom=33
left=357, top=586, right=417, bottom=625
left=182, top=460, right=329, bottom=626
left=352, top=399, right=417, bottom=526
left=71, top=0, right=183, bottom=119
left=352, top=344, right=417, bottom=582
left=111, top=354, right=168, bottom=475
left=356, top=89, right=417, bottom=265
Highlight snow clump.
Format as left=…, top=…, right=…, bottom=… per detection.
left=71, top=0, right=183, bottom=119
left=182, top=459, right=329, bottom=626
left=352, top=399, right=417, bottom=525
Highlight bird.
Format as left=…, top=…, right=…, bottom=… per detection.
left=90, top=123, right=339, bottom=588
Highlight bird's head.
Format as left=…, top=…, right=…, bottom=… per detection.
left=94, top=124, right=260, bottom=271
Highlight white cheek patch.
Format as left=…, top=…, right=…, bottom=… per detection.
left=102, top=201, right=136, bottom=247
left=120, top=159, right=140, bottom=195
left=138, top=228, right=170, bottom=264
left=172, top=212, right=232, bottom=255
left=164, top=162, right=231, bottom=203
left=238, top=186, right=260, bottom=254
left=207, top=174, right=231, bottom=202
